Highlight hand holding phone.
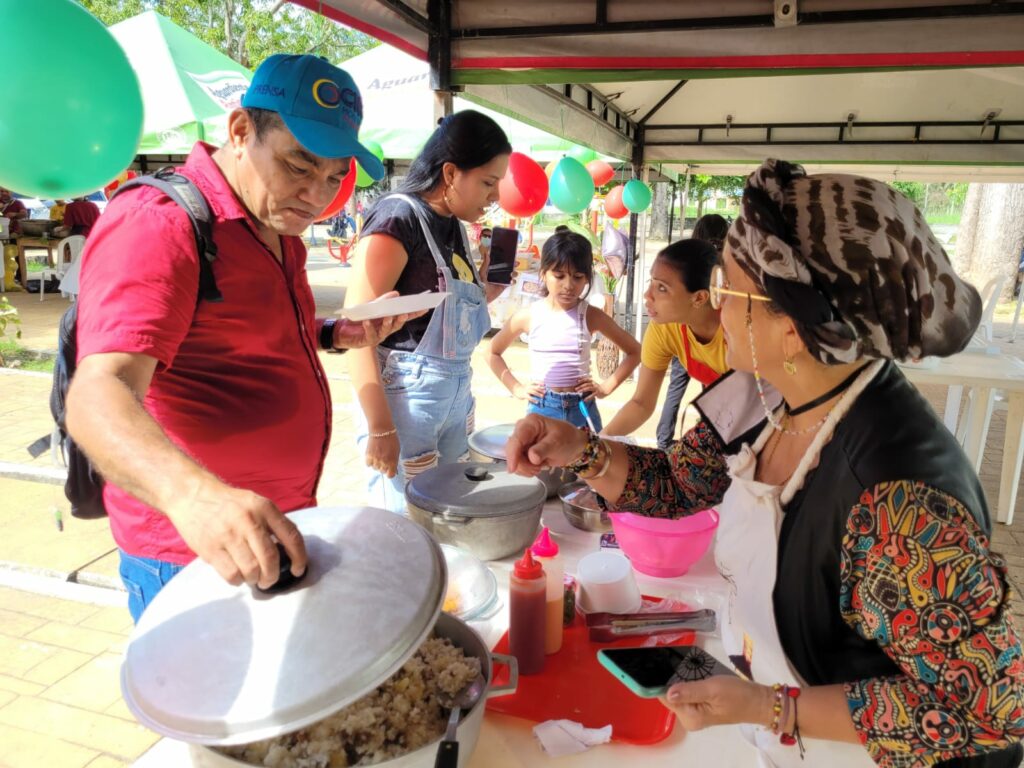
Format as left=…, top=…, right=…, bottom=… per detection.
left=486, top=226, right=518, bottom=285
left=597, top=645, right=735, bottom=698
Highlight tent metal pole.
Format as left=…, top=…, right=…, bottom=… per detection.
left=428, top=0, right=454, bottom=121
left=680, top=167, right=691, bottom=236
left=624, top=125, right=645, bottom=337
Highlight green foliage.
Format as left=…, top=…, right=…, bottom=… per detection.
left=79, top=0, right=378, bottom=68
left=0, top=297, right=22, bottom=368
left=688, top=175, right=745, bottom=206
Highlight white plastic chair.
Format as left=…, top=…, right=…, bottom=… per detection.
left=40, top=235, right=85, bottom=301
left=974, top=274, right=1007, bottom=346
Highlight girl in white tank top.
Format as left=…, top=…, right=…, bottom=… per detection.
left=487, top=230, right=641, bottom=430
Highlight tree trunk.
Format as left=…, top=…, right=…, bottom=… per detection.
left=953, top=184, right=1024, bottom=298
left=647, top=182, right=670, bottom=242
left=596, top=294, right=620, bottom=379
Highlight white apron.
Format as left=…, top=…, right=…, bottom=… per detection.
left=713, top=362, right=883, bottom=768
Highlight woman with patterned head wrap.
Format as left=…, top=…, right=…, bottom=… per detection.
left=505, top=159, right=1024, bottom=767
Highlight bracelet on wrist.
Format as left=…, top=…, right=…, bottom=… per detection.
left=369, top=427, right=397, bottom=439
left=587, top=441, right=613, bottom=479
left=566, top=429, right=601, bottom=474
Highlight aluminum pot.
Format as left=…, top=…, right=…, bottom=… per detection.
left=18, top=219, right=57, bottom=237
left=189, top=612, right=518, bottom=768
left=406, top=462, right=546, bottom=560
left=468, top=423, right=576, bottom=499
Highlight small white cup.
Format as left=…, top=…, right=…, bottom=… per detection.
left=575, top=551, right=642, bottom=614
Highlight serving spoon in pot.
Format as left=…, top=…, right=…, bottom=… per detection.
left=434, top=673, right=486, bottom=768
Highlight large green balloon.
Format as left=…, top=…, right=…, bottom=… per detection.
left=568, top=146, right=598, bottom=165
left=622, top=179, right=653, bottom=213
left=549, top=157, right=595, bottom=214
left=0, top=0, right=143, bottom=198
left=355, top=140, right=386, bottom=188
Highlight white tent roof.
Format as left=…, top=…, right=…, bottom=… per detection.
left=343, top=44, right=595, bottom=161
left=294, top=0, right=1024, bottom=180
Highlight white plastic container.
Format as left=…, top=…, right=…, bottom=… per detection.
left=0, top=217, right=9, bottom=239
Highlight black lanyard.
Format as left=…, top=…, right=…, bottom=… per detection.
left=787, top=362, right=872, bottom=417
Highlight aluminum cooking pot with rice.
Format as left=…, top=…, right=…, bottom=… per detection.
left=120, top=506, right=517, bottom=768
left=405, top=463, right=546, bottom=561
left=468, top=423, right=575, bottom=498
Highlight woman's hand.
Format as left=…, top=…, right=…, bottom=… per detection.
left=514, top=381, right=545, bottom=401
left=575, top=376, right=612, bottom=400
left=506, top=414, right=588, bottom=476
left=365, top=432, right=400, bottom=478
left=659, top=677, right=773, bottom=732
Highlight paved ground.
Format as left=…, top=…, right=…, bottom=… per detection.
left=2, top=251, right=1024, bottom=767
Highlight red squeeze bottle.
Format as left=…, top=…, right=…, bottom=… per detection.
left=509, top=548, right=546, bottom=675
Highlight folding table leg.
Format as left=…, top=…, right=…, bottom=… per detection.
left=963, top=387, right=993, bottom=474
left=944, top=385, right=963, bottom=434
left=998, top=393, right=1024, bottom=525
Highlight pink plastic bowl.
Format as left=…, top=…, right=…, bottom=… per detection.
left=608, top=508, right=719, bottom=578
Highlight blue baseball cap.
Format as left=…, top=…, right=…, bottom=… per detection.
left=241, top=54, right=385, bottom=181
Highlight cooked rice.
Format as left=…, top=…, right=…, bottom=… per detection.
left=219, top=636, right=481, bottom=767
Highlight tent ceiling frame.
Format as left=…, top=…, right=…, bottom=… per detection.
left=533, top=82, right=638, bottom=144
left=645, top=119, right=1024, bottom=147
left=448, top=2, right=1024, bottom=40
left=376, top=0, right=429, bottom=33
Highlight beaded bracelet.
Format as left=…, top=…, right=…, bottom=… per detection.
left=566, top=429, right=601, bottom=474
left=769, top=683, right=785, bottom=734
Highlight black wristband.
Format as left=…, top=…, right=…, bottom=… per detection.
left=319, top=318, right=337, bottom=351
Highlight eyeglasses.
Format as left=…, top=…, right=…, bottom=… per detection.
left=709, top=265, right=772, bottom=311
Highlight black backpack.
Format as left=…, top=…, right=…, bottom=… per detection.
left=49, top=168, right=223, bottom=519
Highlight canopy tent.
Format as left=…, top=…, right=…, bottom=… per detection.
left=110, top=11, right=251, bottom=155
left=292, top=1, right=1024, bottom=182
left=342, top=43, right=600, bottom=162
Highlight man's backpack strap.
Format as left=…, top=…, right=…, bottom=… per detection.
left=111, top=168, right=223, bottom=303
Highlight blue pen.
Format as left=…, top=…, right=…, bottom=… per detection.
left=578, top=399, right=598, bottom=432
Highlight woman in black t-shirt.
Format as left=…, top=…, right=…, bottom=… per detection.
left=344, top=111, right=511, bottom=511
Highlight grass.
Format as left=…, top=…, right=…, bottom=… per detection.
left=0, top=339, right=55, bottom=372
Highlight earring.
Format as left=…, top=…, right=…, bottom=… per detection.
left=443, top=185, right=455, bottom=208
left=783, top=356, right=797, bottom=376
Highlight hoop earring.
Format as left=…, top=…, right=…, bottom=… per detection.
left=784, top=356, right=797, bottom=376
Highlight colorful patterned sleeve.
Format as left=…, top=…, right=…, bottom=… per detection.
left=605, top=419, right=731, bottom=518
left=840, top=481, right=1024, bottom=767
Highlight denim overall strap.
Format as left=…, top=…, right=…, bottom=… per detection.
left=386, top=194, right=490, bottom=363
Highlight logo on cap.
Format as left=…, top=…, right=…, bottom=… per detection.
left=312, top=78, right=342, bottom=109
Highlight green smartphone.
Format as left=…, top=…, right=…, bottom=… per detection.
left=597, top=645, right=736, bottom=698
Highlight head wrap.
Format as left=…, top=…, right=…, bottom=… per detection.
left=727, top=159, right=981, bottom=364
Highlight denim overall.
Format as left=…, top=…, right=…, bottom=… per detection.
left=354, top=194, right=492, bottom=513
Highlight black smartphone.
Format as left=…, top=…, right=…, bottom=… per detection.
left=486, top=226, right=518, bottom=284
left=597, top=645, right=736, bottom=698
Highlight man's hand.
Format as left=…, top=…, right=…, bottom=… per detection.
left=332, top=291, right=427, bottom=350
left=166, top=477, right=307, bottom=590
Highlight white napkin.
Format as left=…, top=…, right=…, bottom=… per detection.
left=533, top=719, right=613, bottom=757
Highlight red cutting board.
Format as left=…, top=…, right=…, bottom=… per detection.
left=486, top=597, right=693, bottom=744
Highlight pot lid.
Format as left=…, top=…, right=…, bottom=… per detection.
left=467, top=423, right=514, bottom=461
left=120, top=506, right=445, bottom=746
left=406, top=462, right=546, bottom=518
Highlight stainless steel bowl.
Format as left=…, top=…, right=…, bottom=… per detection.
left=558, top=481, right=612, bottom=533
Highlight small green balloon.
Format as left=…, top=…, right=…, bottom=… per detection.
left=549, top=157, right=595, bottom=214
left=568, top=146, right=597, bottom=165
left=354, top=140, right=385, bottom=188
left=622, top=179, right=653, bottom=213
left=0, top=0, right=143, bottom=198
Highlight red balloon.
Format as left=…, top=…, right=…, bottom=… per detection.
left=499, top=152, right=549, bottom=218
left=604, top=185, right=628, bottom=219
left=104, top=169, right=137, bottom=198
left=587, top=160, right=614, bottom=187
left=315, top=164, right=358, bottom=222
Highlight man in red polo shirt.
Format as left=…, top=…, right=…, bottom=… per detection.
left=0, top=188, right=27, bottom=235
left=62, top=196, right=102, bottom=238
left=65, top=55, right=394, bottom=622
